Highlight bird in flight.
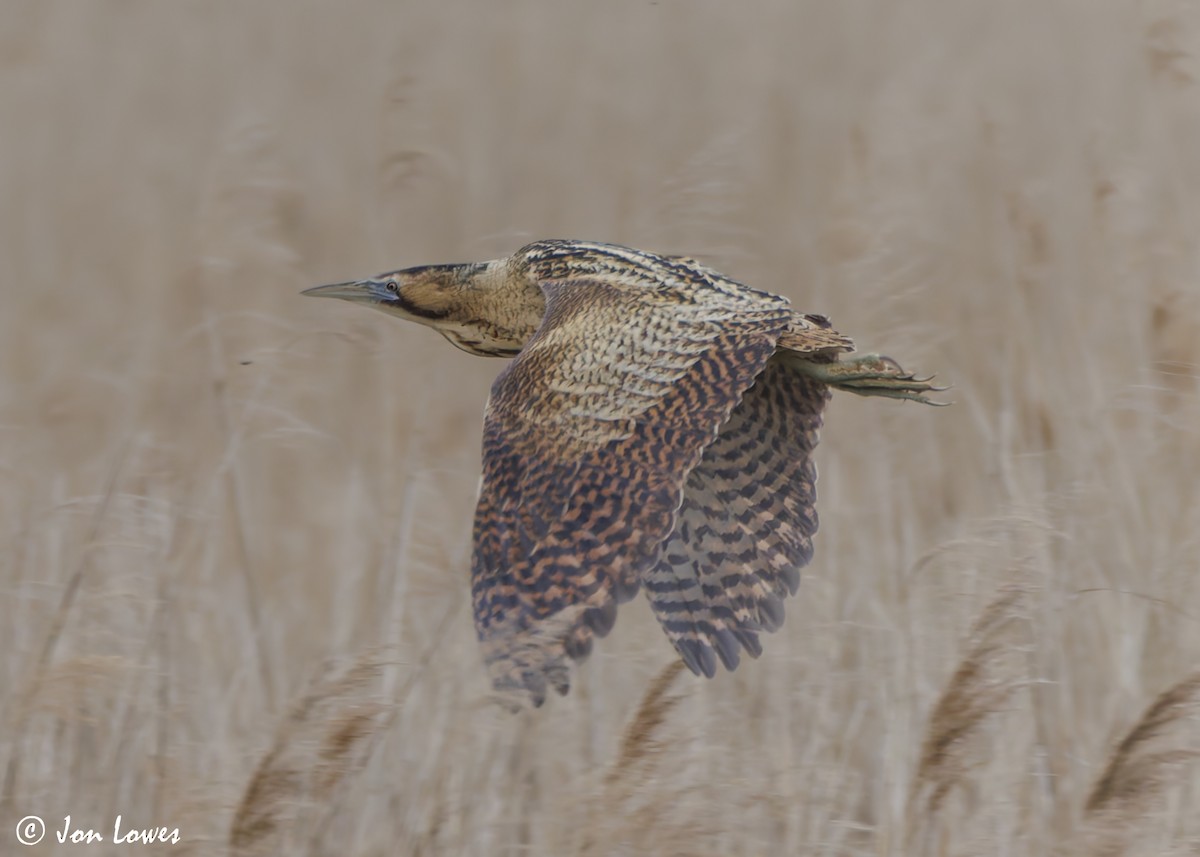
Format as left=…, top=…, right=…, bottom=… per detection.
left=304, top=240, right=942, bottom=707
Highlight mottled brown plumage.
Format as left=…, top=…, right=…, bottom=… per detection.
left=304, top=239, right=943, bottom=706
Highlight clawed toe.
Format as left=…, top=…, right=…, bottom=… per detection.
left=796, top=353, right=951, bottom=405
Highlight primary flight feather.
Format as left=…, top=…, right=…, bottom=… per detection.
left=304, top=240, right=943, bottom=706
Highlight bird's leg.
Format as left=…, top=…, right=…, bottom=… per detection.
left=786, top=353, right=949, bottom=405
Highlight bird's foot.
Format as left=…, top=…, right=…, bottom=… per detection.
left=793, top=353, right=950, bottom=405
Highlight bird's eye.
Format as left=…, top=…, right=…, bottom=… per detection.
left=386, top=281, right=399, bottom=293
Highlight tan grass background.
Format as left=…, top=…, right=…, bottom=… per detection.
left=3, top=1, right=1200, bottom=854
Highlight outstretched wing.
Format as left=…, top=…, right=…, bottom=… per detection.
left=642, top=360, right=828, bottom=676
left=471, top=275, right=792, bottom=705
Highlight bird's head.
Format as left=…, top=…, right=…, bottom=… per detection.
left=302, top=263, right=473, bottom=324
left=303, top=261, right=538, bottom=357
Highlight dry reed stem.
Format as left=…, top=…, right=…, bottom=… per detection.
left=204, top=317, right=276, bottom=709
left=1, top=442, right=129, bottom=810
left=1076, top=671, right=1200, bottom=855
left=229, top=597, right=460, bottom=856
left=606, top=659, right=687, bottom=788
left=906, top=585, right=1028, bottom=848
left=228, top=655, right=389, bottom=857
left=573, top=660, right=722, bottom=857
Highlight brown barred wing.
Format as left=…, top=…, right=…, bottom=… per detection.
left=471, top=276, right=791, bottom=706
left=642, top=360, right=828, bottom=677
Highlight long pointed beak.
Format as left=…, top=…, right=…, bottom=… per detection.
left=301, top=279, right=390, bottom=303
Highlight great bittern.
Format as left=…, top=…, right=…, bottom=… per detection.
left=305, top=239, right=943, bottom=707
